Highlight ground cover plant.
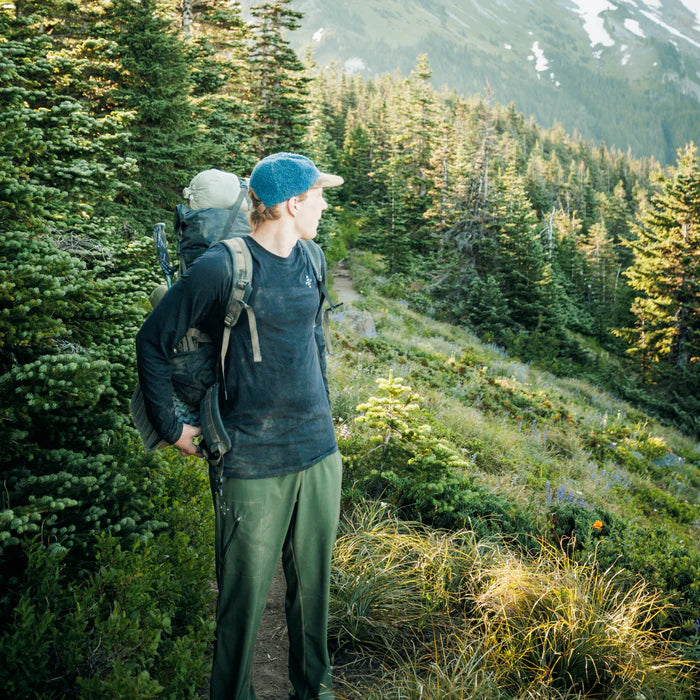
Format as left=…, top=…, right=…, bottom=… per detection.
left=329, top=503, right=694, bottom=699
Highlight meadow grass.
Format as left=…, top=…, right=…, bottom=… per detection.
left=330, top=504, right=695, bottom=700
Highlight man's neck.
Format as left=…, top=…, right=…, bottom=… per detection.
left=250, top=221, right=300, bottom=258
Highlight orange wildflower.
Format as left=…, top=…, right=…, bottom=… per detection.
left=592, top=520, right=604, bottom=531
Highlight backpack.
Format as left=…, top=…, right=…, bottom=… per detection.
left=130, top=181, right=337, bottom=454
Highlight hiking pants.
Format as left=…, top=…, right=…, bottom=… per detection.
left=209, top=450, right=342, bottom=700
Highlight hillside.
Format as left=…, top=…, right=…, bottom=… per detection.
left=330, top=250, right=699, bottom=612
left=265, top=0, right=700, bottom=163
left=323, top=249, right=700, bottom=694
left=322, top=249, right=700, bottom=695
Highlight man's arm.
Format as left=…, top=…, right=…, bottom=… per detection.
left=136, top=247, right=231, bottom=448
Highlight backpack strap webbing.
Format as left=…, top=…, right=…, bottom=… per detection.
left=221, top=180, right=249, bottom=238
left=299, top=240, right=342, bottom=353
left=219, top=238, right=260, bottom=398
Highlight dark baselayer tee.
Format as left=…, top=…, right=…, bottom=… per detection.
left=135, top=236, right=337, bottom=479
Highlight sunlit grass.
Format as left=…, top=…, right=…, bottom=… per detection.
left=331, top=505, right=695, bottom=700
left=330, top=501, right=489, bottom=655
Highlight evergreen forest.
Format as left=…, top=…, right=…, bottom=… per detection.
left=1, top=0, right=698, bottom=697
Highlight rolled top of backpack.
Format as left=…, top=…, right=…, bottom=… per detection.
left=183, top=169, right=250, bottom=211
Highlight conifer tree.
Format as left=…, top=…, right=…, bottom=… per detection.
left=580, top=220, right=619, bottom=340
left=100, top=0, right=203, bottom=214
left=491, top=162, right=557, bottom=332
left=0, top=0, right=172, bottom=613
left=623, top=143, right=700, bottom=372
left=341, top=119, right=375, bottom=204
left=184, top=0, right=258, bottom=174
left=249, top=0, right=309, bottom=155
left=0, top=7, right=135, bottom=229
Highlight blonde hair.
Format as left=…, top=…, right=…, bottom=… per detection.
left=248, top=188, right=308, bottom=231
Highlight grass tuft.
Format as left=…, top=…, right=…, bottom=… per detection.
left=331, top=505, right=695, bottom=699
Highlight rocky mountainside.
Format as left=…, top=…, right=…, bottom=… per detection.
left=248, top=0, right=700, bottom=163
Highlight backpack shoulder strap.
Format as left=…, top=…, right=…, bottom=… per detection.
left=221, top=181, right=249, bottom=239
left=219, top=238, right=261, bottom=395
left=299, top=240, right=342, bottom=353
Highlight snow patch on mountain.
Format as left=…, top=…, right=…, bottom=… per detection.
left=530, top=41, right=550, bottom=72
left=570, top=0, right=616, bottom=47
left=624, top=18, right=645, bottom=37
left=344, top=57, right=366, bottom=74
left=447, top=11, right=469, bottom=30
left=678, top=0, right=700, bottom=30
left=312, top=27, right=324, bottom=42
left=640, top=9, right=700, bottom=48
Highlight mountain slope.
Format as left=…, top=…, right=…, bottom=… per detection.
left=329, top=250, right=700, bottom=631
left=256, top=0, right=700, bottom=163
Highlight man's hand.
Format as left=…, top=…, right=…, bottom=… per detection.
left=174, top=423, right=203, bottom=458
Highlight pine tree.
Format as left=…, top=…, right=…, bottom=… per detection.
left=623, top=143, right=700, bottom=372
left=249, top=0, right=310, bottom=156
left=100, top=0, right=203, bottom=214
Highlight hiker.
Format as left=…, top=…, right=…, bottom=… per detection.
left=135, top=152, right=344, bottom=699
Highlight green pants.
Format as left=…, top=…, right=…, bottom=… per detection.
left=209, top=451, right=342, bottom=700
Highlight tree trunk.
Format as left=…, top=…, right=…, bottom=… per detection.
left=182, top=0, right=193, bottom=38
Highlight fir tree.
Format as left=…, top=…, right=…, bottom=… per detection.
left=249, top=0, right=310, bottom=156
left=0, top=8, right=135, bottom=230
left=100, top=0, right=203, bottom=214
left=623, top=143, right=700, bottom=372
left=184, top=0, right=258, bottom=174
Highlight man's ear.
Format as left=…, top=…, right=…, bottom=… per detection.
left=286, top=196, right=299, bottom=217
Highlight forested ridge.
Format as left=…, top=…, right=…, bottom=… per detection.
left=0, top=0, right=698, bottom=696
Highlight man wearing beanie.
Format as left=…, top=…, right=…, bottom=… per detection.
left=136, top=153, right=344, bottom=699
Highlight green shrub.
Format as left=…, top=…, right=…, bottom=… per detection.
left=341, top=374, right=537, bottom=546
left=0, top=529, right=214, bottom=698
left=594, top=523, right=700, bottom=628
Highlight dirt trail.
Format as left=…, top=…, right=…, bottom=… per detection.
left=332, top=261, right=363, bottom=306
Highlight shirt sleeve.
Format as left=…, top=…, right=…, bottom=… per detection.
left=135, top=246, right=232, bottom=444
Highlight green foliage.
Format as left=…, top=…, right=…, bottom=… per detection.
left=342, top=375, right=536, bottom=543
left=249, top=0, right=310, bottom=155
left=99, top=0, right=207, bottom=216
left=619, top=144, right=700, bottom=421
left=1, top=527, right=213, bottom=698
left=0, top=12, right=136, bottom=230
left=473, top=547, right=691, bottom=697
left=594, top=522, right=700, bottom=626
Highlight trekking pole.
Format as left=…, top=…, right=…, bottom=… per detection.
left=153, top=222, right=175, bottom=288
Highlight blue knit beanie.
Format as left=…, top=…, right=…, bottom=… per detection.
left=249, top=152, right=343, bottom=209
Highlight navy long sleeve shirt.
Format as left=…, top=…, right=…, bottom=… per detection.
left=135, top=237, right=337, bottom=478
